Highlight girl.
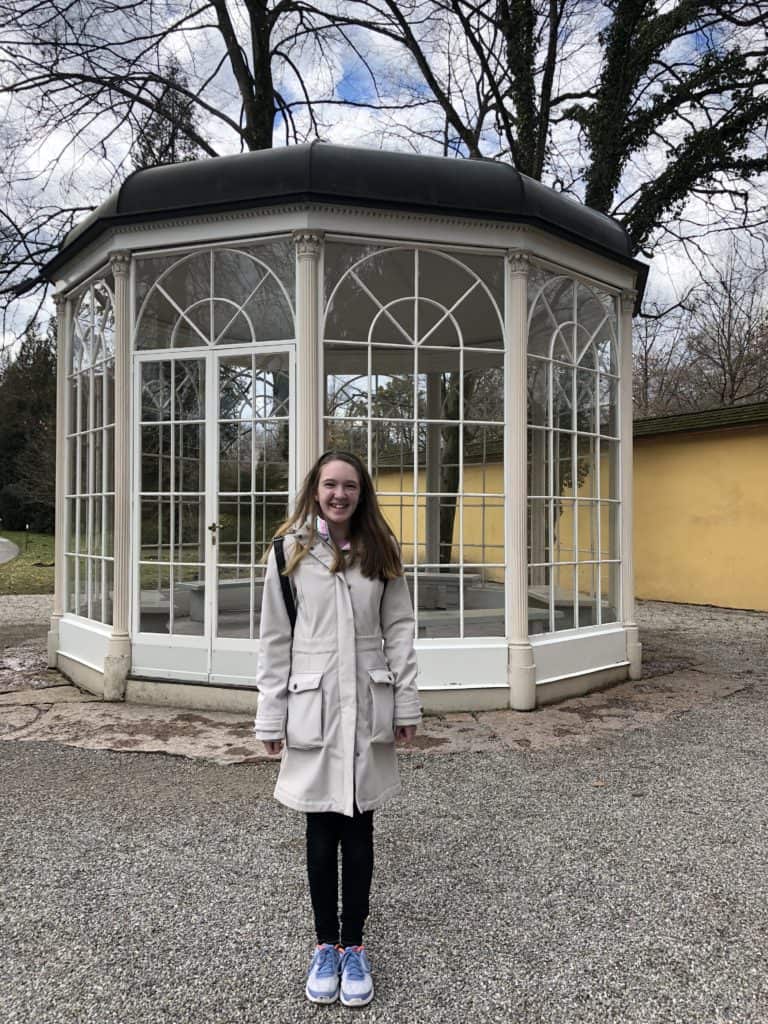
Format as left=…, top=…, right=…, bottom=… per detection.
left=253, top=450, right=421, bottom=1007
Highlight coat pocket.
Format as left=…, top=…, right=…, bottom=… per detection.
left=286, top=672, right=324, bottom=750
left=368, top=668, right=395, bottom=744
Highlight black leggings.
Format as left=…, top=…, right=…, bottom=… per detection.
left=305, top=808, right=374, bottom=948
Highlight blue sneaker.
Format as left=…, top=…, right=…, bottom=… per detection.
left=340, top=945, right=374, bottom=1007
left=305, top=943, right=340, bottom=1004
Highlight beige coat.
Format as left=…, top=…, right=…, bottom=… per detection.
left=253, top=523, right=422, bottom=817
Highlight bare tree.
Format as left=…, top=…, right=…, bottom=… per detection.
left=0, top=0, right=347, bottom=328
left=634, top=242, right=768, bottom=417
left=682, top=244, right=768, bottom=408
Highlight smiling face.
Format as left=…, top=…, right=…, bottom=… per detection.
left=315, top=459, right=361, bottom=538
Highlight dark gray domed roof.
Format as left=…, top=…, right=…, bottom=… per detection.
left=44, top=141, right=646, bottom=285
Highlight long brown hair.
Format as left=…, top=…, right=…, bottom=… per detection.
left=272, top=450, right=403, bottom=580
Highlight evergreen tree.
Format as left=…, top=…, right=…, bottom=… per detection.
left=131, top=58, right=202, bottom=170
left=0, top=322, right=57, bottom=531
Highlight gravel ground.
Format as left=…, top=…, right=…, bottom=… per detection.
left=4, top=675, right=768, bottom=1024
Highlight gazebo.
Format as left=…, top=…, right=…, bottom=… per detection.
left=42, top=142, right=647, bottom=713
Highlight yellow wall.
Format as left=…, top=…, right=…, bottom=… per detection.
left=634, top=424, right=768, bottom=612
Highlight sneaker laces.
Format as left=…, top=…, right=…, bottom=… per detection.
left=341, top=947, right=366, bottom=981
left=313, top=945, right=338, bottom=978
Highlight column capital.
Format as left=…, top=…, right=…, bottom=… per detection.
left=620, top=289, right=638, bottom=316
left=293, top=230, right=324, bottom=260
left=506, top=250, right=532, bottom=275
left=110, top=250, right=131, bottom=278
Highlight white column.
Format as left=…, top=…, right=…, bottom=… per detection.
left=294, top=231, right=323, bottom=486
left=619, top=289, right=642, bottom=678
left=103, top=251, right=132, bottom=700
left=47, top=293, right=70, bottom=668
left=505, top=251, right=536, bottom=710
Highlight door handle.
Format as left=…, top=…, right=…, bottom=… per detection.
left=207, top=522, right=222, bottom=546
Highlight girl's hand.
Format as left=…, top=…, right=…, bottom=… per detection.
left=395, top=725, right=417, bottom=745
left=263, top=739, right=284, bottom=756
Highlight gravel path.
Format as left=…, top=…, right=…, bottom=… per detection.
left=4, top=678, right=768, bottom=1023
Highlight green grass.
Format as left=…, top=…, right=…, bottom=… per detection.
left=0, top=530, right=55, bottom=595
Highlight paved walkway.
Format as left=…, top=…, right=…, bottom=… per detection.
left=0, top=535, right=20, bottom=565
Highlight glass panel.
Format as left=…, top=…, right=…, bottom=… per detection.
left=213, top=248, right=267, bottom=308
left=599, top=375, right=619, bottom=437
left=136, top=288, right=178, bottom=350
left=175, top=497, right=204, bottom=563
left=371, top=346, right=415, bottom=419
left=239, top=276, right=295, bottom=342
left=552, top=364, right=573, bottom=430
left=104, top=558, right=114, bottom=625
left=372, top=423, right=415, bottom=493
left=577, top=562, right=599, bottom=628
left=217, top=498, right=252, bottom=566
left=463, top=426, right=504, bottom=494
left=92, top=371, right=104, bottom=431
left=216, top=565, right=252, bottom=639
left=92, top=430, right=103, bottom=494
left=552, top=563, right=575, bottom=631
left=173, top=302, right=210, bottom=347
left=324, top=241, right=382, bottom=302
left=66, top=498, right=76, bottom=553
left=602, top=439, right=620, bottom=500
left=600, top=502, right=620, bottom=561
left=157, top=252, right=210, bottom=317
left=463, top=354, right=504, bottom=421
left=576, top=369, right=597, bottom=433
left=553, top=431, right=573, bottom=498
left=527, top=498, right=550, bottom=565
left=324, top=419, right=367, bottom=460
left=417, top=424, right=460, bottom=495
left=325, top=344, right=368, bottom=418
left=553, top=499, right=575, bottom=563
left=175, top=361, right=204, bottom=420
left=254, top=353, right=290, bottom=419
left=527, top=428, right=548, bottom=499
left=90, top=557, right=103, bottom=622
left=462, top=498, right=504, bottom=565
left=94, top=281, right=115, bottom=359
left=417, top=298, right=460, bottom=348
left=141, top=362, right=172, bottom=422
left=597, top=335, right=618, bottom=376
left=414, top=566, right=460, bottom=639
left=141, top=425, right=171, bottom=493
left=252, top=498, right=290, bottom=563
left=378, top=495, right=412, bottom=550
left=92, top=497, right=103, bottom=557
left=577, top=501, right=597, bottom=561
left=103, top=496, right=114, bottom=557
left=251, top=564, right=268, bottom=638
left=255, top=421, right=289, bottom=493
left=370, top=299, right=414, bottom=346
left=139, top=563, right=171, bottom=633
left=462, top=570, right=505, bottom=637
left=576, top=434, right=597, bottom=498
left=172, top=564, right=204, bottom=636
left=76, top=557, right=88, bottom=616
left=104, top=428, right=114, bottom=493
left=175, top=423, right=203, bottom=492
left=76, top=498, right=87, bottom=555
left=528, top=563, right=550, bottom=635
left=602, top=562, right=620, bottom=624
left=219, top=422, right=252, bottom=493
left=219, top=354, right=252, bottom=419
left=140, top=498, right=171, bottom=561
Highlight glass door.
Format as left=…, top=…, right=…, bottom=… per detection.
left=132, top=346, right=293, bottom=684
left=209, top=348, right=292, bottom=682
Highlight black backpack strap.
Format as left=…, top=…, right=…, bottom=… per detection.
left=273, top=537, right=297, bottom=633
